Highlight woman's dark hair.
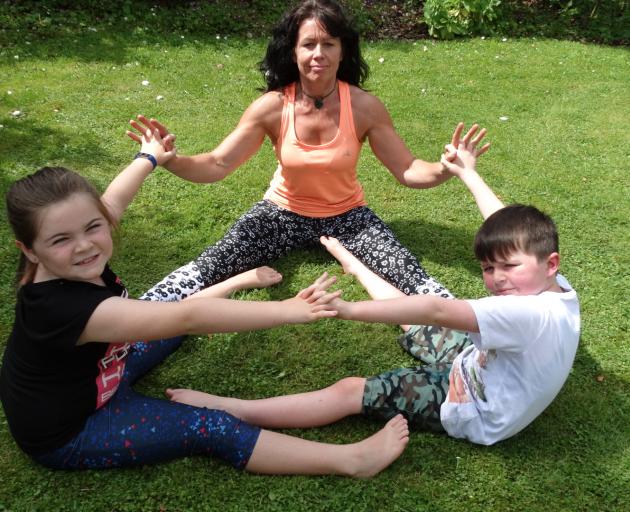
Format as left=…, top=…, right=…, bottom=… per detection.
left=259, top=0, right=369, bottom=91
left=5, top=166, right=114, bottom=286
left=474, top=204, right=559, bottom=263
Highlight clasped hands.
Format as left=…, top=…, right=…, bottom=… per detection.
left=442, top=122, right=491, bottom=177
left=128, top=115, right=177, bottom=157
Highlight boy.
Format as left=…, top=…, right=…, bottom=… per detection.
left=166, top=124, right=581, bottom=445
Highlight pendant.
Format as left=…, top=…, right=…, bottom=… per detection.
left=314, top=98, right=324, bottom=109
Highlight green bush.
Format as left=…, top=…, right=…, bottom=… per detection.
left=423, top=0, right=502, bottom=38
left=502, top=0, right=629, bottom=43
left=0, top=0, right=626, bottom=44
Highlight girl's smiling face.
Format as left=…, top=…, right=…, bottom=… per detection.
left=19, top=193, right=112, bottom=285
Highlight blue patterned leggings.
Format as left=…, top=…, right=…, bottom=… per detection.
left=32, top=288, right=261, bottom=470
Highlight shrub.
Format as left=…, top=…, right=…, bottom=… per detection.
left=502, top=0, right=629, bottom=44
left=423, top=0, right=502, bottom=38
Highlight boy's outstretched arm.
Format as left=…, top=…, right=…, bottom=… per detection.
left=332, top=295, right=479, bottom=333
left=441, top=123, right=504, bottom=220
left=102, top=129, right=176, bottom=224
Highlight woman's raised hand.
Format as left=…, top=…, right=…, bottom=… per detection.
left=127, top=114, right=176, bottom=153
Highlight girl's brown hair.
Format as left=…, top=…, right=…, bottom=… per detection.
left=5, top=167, right=114, bottom=286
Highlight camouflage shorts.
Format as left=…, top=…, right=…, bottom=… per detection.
left=398, top=324, right=472, bottom=365
left=362, top=365, right=451, bottom=432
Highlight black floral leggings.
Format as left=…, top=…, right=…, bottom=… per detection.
left=143, top=200, right=451, bottom=301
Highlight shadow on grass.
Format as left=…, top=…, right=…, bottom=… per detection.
left=481, top=343, right=629, bottom=506
left=387, top=218, right=481, bottom=277
left=1, top=25, right=254, bottom=68
left=0, top=117, right=111, bottom=181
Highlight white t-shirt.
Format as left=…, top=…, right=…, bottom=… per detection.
left=440, top=274, right=580, bottom=445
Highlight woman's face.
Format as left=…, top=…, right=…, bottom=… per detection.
left=294, top=18, right=342, bottom=83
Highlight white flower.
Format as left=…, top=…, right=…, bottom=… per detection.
left=216, top=35, right=220, bottom=40
left=502, top=37, right=508, bottom=42
left=7, top=90, right=12, bottom=95
left=0, top=124, right=4, bottom=129
left=499, top=116, right=509, bottom=121
left=14, top=55, right=19, bottom=59
left=156, top=95, right=164, bottom=100
left=423, top=45, right=428, bottom=52
left=142, top=80, right=150, bottom=86
left=11, top=110, right=22, bottom=117
left=481, top=36, right=486, bottom=40
left=378, top=57, right=385, bottom=63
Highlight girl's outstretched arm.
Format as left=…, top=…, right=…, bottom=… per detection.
left=77, top=273, right=339, bottom=344
left=101, top=129, right=176, bottom=223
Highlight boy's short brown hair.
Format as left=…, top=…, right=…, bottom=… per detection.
left=474, top=204, right=559, bottom=262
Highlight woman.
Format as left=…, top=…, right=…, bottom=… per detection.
left=128, top=0, right=488, bottom=301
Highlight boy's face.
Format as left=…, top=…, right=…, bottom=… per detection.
left=480, top=249, right=560, bottom=296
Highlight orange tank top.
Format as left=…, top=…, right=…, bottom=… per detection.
left=263, top=80, right=366, bottom=217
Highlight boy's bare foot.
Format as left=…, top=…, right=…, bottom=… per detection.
left=320, top=236, right=362, bottom=276
left=346, top=414, right=410, bottom=478
left=231, top=266, right=282, bottom=290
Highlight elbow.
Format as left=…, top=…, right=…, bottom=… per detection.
left=178, top=303, right=198, bottom=334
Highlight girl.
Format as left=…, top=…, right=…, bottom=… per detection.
left=0, top=130, right=409, bottom=477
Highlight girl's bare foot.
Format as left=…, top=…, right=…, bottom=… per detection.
left=346, top=414, right=410, bottom=478
left=320, top=236, right=362, bottom=276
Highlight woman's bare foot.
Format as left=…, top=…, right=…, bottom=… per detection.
left=346, top=414, right=410, bottom=478
left=166, top=388, right=242, bottom=415
left=187, top=266, right=283, bottom=300
left=229, top=266, right=282, bottom=291
left=320, top=236, right=362, bottom=276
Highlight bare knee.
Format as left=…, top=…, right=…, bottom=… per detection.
left=330, top=377, right=365, bottom=406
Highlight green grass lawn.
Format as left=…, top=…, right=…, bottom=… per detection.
left=0, top=26, right=628, bottom=512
